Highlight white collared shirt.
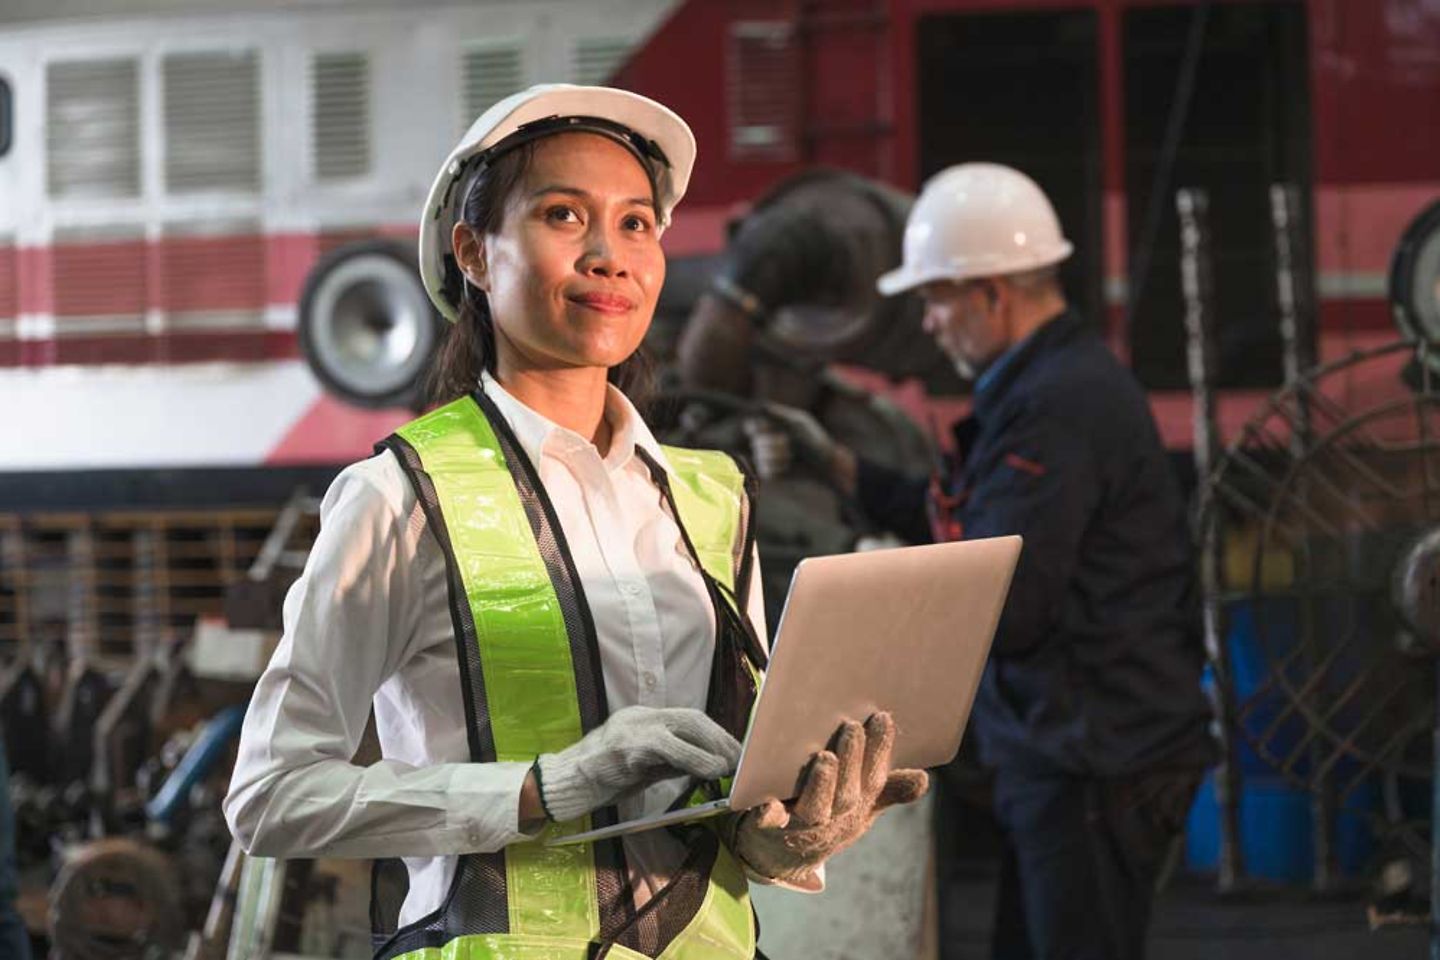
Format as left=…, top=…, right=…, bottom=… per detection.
left=223, top=372, right=768, bottom=926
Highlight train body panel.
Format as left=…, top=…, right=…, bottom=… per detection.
left=0, top=0, right=675, bottom=472
left=1, top=0, right=1438, bottom=473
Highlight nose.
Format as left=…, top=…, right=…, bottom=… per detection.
left=577, top=223, right=627, bottom=279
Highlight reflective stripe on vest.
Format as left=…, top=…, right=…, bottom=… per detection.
left=374, top=392, right=757, bottom=960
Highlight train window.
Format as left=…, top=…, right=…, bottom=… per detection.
left=311, top=52, right=371, bottom=181
left=47, top=59, right=141, bottom=198
left=163, top=50, right=260, bottom=193
left=1124, top=2, right=1312, bottom=389
left=916, top=10, right=1103, bottom=331
left=0, top=76, right=10, bottom=159
left=463, top=45, right=523, bottom=130
left=571, top=37, right=632, bottom=86
left=728, top=21, right=800, bottom=162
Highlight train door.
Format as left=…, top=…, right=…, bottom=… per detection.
left=915, top=8, right=1103, bottom=330
left=1124, top=1, right=1312, bottom=388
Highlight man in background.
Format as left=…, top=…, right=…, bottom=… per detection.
left=754, top=163, right=1214, bottom=960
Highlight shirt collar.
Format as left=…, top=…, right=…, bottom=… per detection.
left=478, top=370, right=668, bottom=474
left=973, top=331, right=1032, bottom=397
left=971, top=308, right=1080, bottom=415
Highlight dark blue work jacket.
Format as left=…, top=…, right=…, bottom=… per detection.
left=857, top=309, right=1214, bottom=776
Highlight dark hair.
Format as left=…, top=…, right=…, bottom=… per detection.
left=425, top=138, right=656, bottom=409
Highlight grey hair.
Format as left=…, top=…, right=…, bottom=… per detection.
left=1002, top=264, right=1063, bottom=296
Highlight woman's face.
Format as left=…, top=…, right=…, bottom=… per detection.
left=469, top=132, right=665, bottom=375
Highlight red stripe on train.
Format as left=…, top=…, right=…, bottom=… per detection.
left=5, top=331, right=299, bottom=366
left=9, top=227, right=416, bottom=316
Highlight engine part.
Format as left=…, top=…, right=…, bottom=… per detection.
left=145, top=705, right=245, bottom=828
left=1390, top=198, right=1440, bottom=351
left=49, top=837, right=186, bottom=959
left=0, top=657, right=47, bottom=780
left=53, top=664, right=113, bottom=787
left=224, top=488, right=319, bottom=631
left=298, top=238, right=442, bottom=409
left=1394, top=527, right=1440, bottom=652
left=694, top=169, right=958, bottom=390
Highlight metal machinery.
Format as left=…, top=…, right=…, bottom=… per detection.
left=1189, top=187, right=1440, bottom=949
left=661, top=169, right=942, bottom=624
left=0, top=505, right=316, bottom=956
left=297, top=241, right=440, bottom=412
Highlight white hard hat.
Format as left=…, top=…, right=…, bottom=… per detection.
left=420, top=83, right=696, bottom=322
left=877, top=162, right=1073, bottom=297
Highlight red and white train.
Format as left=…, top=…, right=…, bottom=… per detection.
left=1, top=0, right=1437, bottom=483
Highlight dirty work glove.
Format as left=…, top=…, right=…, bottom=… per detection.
left=730, top=712, right=928, bottom=889
left=535, top=706, right=741, bottom=824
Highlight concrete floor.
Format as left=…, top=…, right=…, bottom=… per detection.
left=940, top=862, right=1429, bottom=960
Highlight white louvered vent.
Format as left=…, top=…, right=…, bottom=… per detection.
left=571, top=38, right=632, bottom=86
left=46, top=59, right=141, bottom=198
left=311, top=52, right=371, bottom=181
left=163, top=50, right=261, bottom=193
left=728, top=22, right=801, bottom=161
left=462, top=46, right=523, bottom=127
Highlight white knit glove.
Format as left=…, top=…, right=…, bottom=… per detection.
left=535, top=706, right=742, bottom=824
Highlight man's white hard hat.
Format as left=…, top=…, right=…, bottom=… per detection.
left=419, top=83, right=697, bottom=322
left=876, top=162, right=1073, bottom=297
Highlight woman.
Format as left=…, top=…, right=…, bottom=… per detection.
left=224, top=84, right=926, bottom=960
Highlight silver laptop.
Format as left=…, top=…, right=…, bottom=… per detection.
left=547, top=535, right=1021, bottom=846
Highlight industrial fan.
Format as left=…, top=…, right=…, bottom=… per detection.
left=1195, top=197, right=1440, bottom=929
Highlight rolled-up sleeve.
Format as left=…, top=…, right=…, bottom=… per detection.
left=222, top=462, right=534, bottom=859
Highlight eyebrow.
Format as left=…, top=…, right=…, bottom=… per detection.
left=529, top=184, right=654, bottom=209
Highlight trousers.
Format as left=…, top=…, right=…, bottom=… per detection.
left=985, top=768, right=1199, bottom=960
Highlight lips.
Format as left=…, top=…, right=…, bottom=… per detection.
left=568, top=291, right=636, bottom=314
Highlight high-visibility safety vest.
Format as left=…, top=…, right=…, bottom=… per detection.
left=371, top=390, right=766, bottom=960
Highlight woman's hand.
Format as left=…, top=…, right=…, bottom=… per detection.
left=534, top=706, right=741, bottom=824
left=730, top=712, right=928, bottom=889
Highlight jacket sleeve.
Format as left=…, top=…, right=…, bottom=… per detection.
left=853, top=457, right=933, bottom=545
left=222, top=459, right=535, bottom=859
left=961, top=400, right=1101, bottom=659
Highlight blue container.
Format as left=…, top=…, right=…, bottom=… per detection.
left=1220, top=598, right=1301, bottom=775
left=1186, top=598, right=1379, bottom=880
left=1185, top=768, right=1378, bottom=881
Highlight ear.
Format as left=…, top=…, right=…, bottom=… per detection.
left=452, top=221, right=489, bottom=292
left=981, top=278, right=1006, bottom=311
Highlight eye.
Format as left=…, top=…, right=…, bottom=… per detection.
left=545, top=204, right=581, bottom=225
left=622, top=212, right=654, bottom=233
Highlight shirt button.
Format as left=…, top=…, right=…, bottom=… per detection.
left=643, top=671, right=657, bottom=690
left=621, top=580, right=642, bottom=597
left=468, top=828, right=480, bottom=845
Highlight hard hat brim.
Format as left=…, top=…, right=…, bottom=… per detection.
left=420, top=84, right=696, bottom=323
left=876, top=263, right=948, bottom=297
left=876, top=241, right=1075, bottom=298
